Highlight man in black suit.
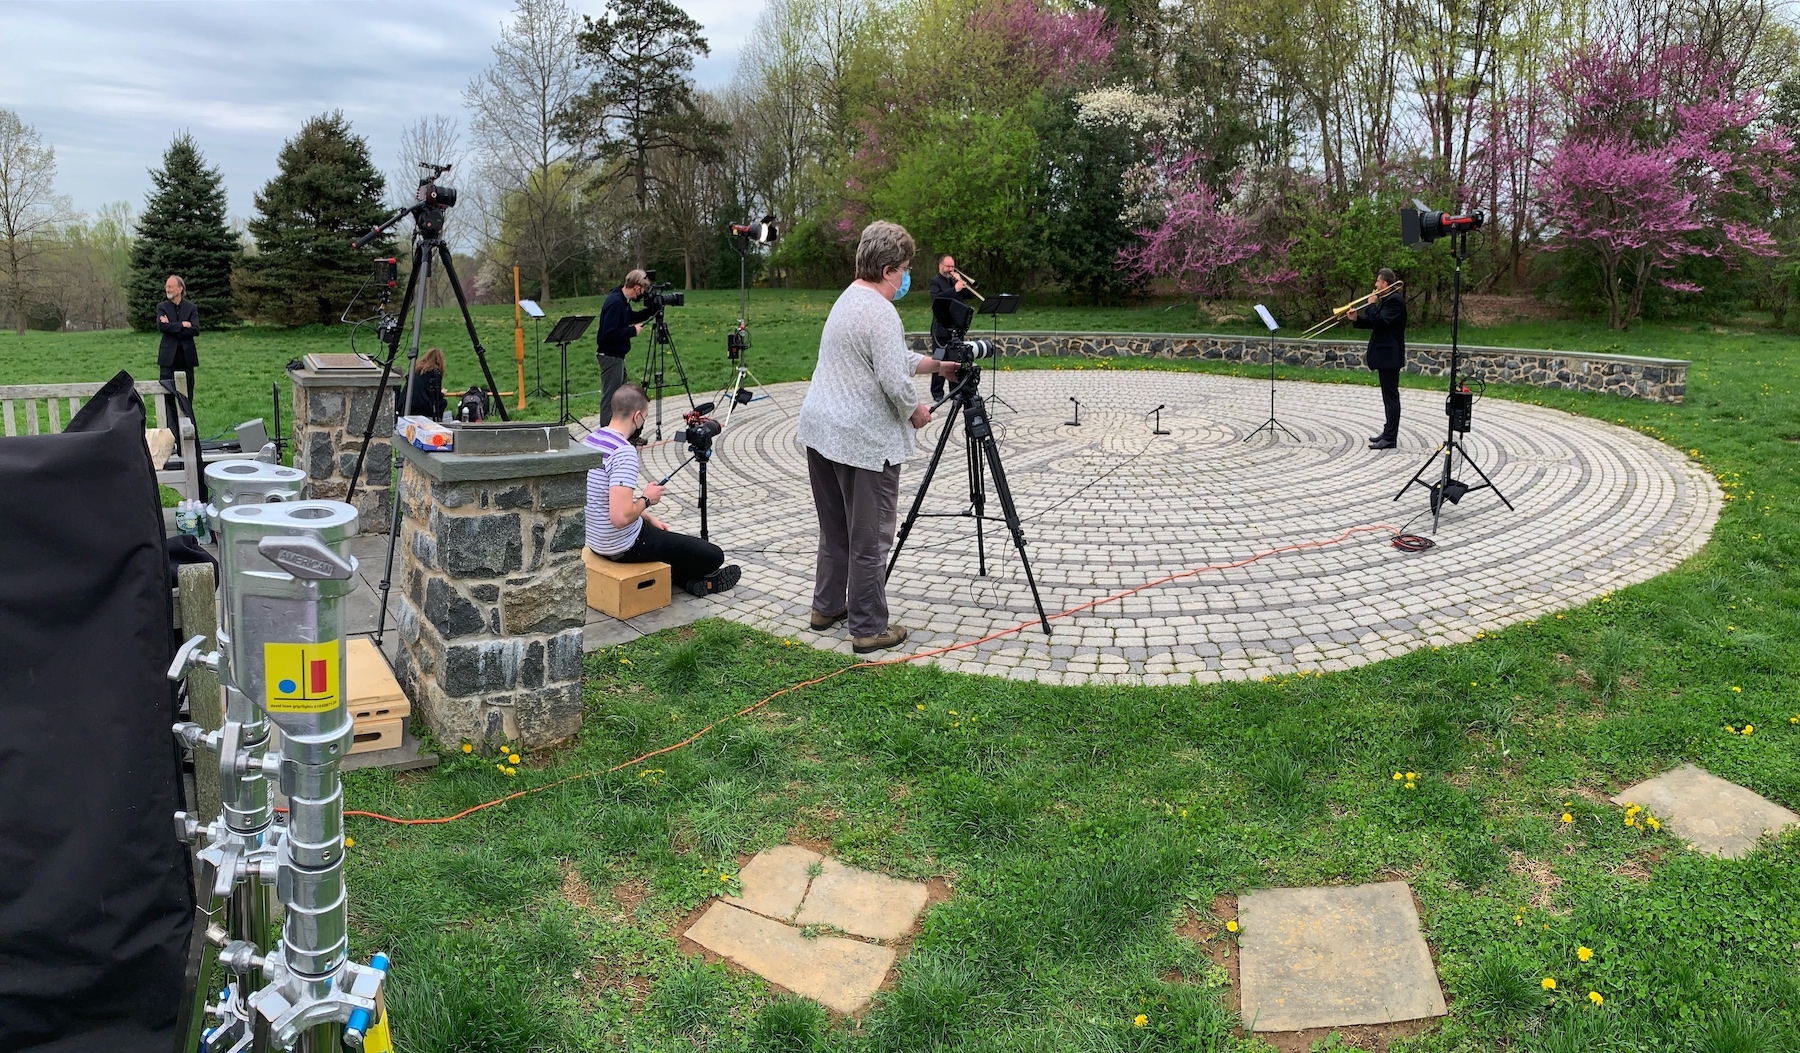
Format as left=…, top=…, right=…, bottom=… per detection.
left=927, top=253, right=976, bottom=400
left=155, top=275, right=199, bottom=430
left=596, top=269, right=654, bottom=427
left=1350, top=268, right=1405, bottom=449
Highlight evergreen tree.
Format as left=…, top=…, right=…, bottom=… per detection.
left=128, top=133, right=238, bottom=331
left=234, top=112, right=391, bottom=326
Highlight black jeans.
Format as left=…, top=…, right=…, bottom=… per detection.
left=1376, top=367, right=1400, bottom=440
left=605, top=520, right=723, bottom=587
left=158, top=365, right=194, bottom=436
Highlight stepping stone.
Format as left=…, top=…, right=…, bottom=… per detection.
left=793, top=858, right=930, bottom=941
left=1238, top=881, right=1446, bottom=1033
left=724, top=844, right=822, bottom=920
left=1613, top=764, right=1800, bottom=859
left=685, top=901, right=895, bottom=1014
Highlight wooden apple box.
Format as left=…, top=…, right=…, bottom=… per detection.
left=346, top=638, right=411, bottom=754
left=349, top=718, right=405, bottom=755
left=582, top=549, right=671, bottom=619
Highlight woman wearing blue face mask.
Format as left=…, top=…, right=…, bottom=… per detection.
left=797, top=220, right=961, bottom=654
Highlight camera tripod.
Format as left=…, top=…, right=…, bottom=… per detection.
left=887, top=366, right=1051, bottom=635
left=639, top=307, right=696, bottom=441
left=1393, top=228, right=1513, bottom=530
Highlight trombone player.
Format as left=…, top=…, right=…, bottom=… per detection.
left=1350, top=268, right=1406, bottom=450
left=928, top=254, right=978, bottom=400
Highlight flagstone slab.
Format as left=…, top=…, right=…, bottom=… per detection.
left=685, top=901, right=895, bottom=1014
left=723, top=844, right=822, bottom=920
left=1238, top=881, right=1446, bottom=1033
left=1613, top=764, right=1800, bottom=859
left=792, top=858, right=930, bottom=941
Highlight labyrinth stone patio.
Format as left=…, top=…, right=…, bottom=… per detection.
left=1613, top=765, right=1800, bottom=858
left=1238, top=882, right=1447, bottom=1033
left=588, top=370, right=1719, bottom=683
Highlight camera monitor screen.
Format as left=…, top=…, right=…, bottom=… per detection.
left=932, top=296, right=975, bottom=334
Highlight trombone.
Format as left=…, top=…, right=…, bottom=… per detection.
left=1301, top=281, right=1403, bottom=339
left=951, top=267, right=986, bottom=302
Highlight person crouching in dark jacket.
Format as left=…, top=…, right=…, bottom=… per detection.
left=1351, top=267, right=1406, bottom=449
left=402, top=346, right=448, bottom=420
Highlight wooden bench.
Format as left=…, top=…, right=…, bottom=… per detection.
left=0, top=379, right=202, bottom=501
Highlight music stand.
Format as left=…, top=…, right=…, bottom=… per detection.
left=1243, top=303, right=1297, bottom=443
left=521, top=299, right=548, bottom=397
left=544, top=314, right=594, bottom=427
left=977, top=293, right=1020, bottom=412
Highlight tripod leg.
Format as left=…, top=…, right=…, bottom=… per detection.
left=436, top=242, right=509, bottom=420
left=976, top=432, right=1052, bottom=635
left=1452, top=439, right=1515, bottom=510
left=347, top=253, right=422, bottom=500
left=966, top=424, right=987, bottom=576
left=886, top=407, right=961, bottom=581
left=1394, top=442, right=1447, bottom=502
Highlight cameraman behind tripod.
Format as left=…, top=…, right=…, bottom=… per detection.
left=797, top=220, right=960, bottom=653
left=597, top=270, right=654, bottom=429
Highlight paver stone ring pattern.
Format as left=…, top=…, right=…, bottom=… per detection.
left=625, top=370, right=1719, bottom=684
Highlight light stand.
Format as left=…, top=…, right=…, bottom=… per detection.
left=717, top=231, right=788, bottom=418
left=170, top=492, right=387, bottom=1052
left=976, top=293, right=1020, bottom=412
left=543, top=315, right=593, bottom=428
left=1244, top=303, right=1297, bottom=443
left=1393, top=222, right=1514, bottom=529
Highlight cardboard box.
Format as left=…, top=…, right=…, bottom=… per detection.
left=582, top=549, right=671, bottom=619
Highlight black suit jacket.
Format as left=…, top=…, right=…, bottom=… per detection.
left=155, top=299, right=200, bottom=369
left=596, top=287, right=654, bottom=359
left=928, top=273, right=976, bottom=348
left=1352, top=289, right=1406, bottom=371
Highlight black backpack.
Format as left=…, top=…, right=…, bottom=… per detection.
left=455, top=386, right=490, bottom=422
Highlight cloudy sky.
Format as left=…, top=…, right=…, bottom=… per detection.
left=0, top=0, right=753, bottom=221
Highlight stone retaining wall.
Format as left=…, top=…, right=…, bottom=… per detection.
left=288, top=364, right=394, bottom=530
left=905, top=331, right=1688, bottom=403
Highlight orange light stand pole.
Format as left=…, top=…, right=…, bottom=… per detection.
left=513, top=267, right=526, bottom=412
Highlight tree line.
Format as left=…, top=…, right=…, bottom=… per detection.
left=1, top=0, right=1797, bottom=334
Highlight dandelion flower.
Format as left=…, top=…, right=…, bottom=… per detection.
left=1732, top=686, right=1742, bottom=693
left=1133, top=1014, right=1147, bottom=1027
left=496, top=763, right=506, bottom=772
left=1542, top=977, right=1556, bottom=990
left=1406, top=772, right=1417, bottom=780
left=1743, top=725, right=1754, bottom=735
left=1405, top=782, right=1416, bottom=790
left=344, top=837, right=355, bottom=849
left=1646, top=817, right=1661, bottom=831
left=1180, top=808, right=1188, bottom=818
left=1561, top=813, right=1573, bottom=824
left=1226, top=920, right=1239, bottom=933
left=1588, top=990, right=1603, bottom=1006
left=461, top=743, right=473, bottom=754
left=720, top=874, right=730, bottom=882
left=1577, top=946, right=1593, bottom=962
left=916, top=704, right=924, bottom=710
left=508, top=753, right=521, bottom=765
left=1393, top=772, right=1403, bottom=781
left=620, top=658, right=632, bottom=666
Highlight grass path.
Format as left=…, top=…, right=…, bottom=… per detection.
left=8, top=298, right=1798, bottom=1049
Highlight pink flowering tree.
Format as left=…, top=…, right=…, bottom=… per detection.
left=967, top=0, right=1114, bottom=87
left=1116, top=154, right=1266, bottom=301
left=1538, top=42, right=1795, bottom=329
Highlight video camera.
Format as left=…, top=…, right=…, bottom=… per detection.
left=930, top=297, right=997, bottom=365
left=640, top=269, right=685, bottom=310
left=675, top=401, right=721, bottom=450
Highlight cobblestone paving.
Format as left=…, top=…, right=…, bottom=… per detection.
left=615, top=369, right=1719, bottom=685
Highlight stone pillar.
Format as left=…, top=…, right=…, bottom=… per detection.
left=288, top=362, right=395, bottom=531
left=391, top=440, right=601, bottom=749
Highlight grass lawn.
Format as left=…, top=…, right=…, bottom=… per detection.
left=7, top=296, right=1799, bottom=1049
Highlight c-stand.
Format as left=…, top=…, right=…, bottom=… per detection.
left=886, top=365, right=1052, bottom=636
left=1393, top=225, right=1513, bottom=529
left=716, top=232, right=789, bottom=418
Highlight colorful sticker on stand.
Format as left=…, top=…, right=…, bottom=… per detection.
left=264, top=642, right=341, bottom=714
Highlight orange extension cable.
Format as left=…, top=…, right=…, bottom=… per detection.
left=342, top=523, right=1401, bottom=827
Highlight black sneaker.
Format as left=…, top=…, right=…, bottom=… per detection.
left=685, top=564, right=741, bottom=597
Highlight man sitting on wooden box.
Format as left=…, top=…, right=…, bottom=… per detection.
left=581, top=384, right=742, bottom=597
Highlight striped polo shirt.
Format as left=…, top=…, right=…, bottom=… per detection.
left=581, top=427, right=640, bottom=556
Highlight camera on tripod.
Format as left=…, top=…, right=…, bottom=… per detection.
left=411, top=162, right=457, bottom=237
left=639, top=269, right=686, bottom=310
left=675, top=401, right=722, bottom=450
left=929, top=298, right=997, bottom=369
